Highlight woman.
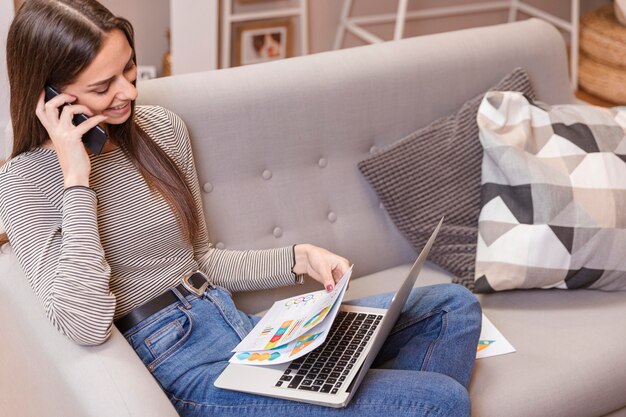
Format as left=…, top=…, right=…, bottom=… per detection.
left=1, top=1, right=482, bottom=416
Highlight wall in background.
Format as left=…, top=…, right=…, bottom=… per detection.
left=313, top=0, right=611, bottom=52
left=3, top=0, right=614, bottom=78
left=0, top=0, right=614, bottom=143
left=102, top=0, right=613, bottom=73
left=8, top=0, right=170, bottom=75
left=99, top=0, right=170, bottom=75
left=1, top=0, right=14, bottom=155
left=171, top=0, right=219, bottom=74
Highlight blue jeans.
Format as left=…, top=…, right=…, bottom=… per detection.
left=123, top=283, right=481, bottom=417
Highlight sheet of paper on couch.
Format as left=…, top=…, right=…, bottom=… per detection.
left=477, top=314, right=516, bottom=359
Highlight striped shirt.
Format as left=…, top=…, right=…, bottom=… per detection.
left=0, top=106, right=300, bottom=345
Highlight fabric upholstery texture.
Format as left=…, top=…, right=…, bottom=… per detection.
left=475, top=91, right=626, bottom=292
left=357, top=68, right=535, bottom=290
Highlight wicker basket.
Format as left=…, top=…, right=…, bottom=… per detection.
left=579, top=5, right=626, bottom=104
left=580, top=5, right=626, bottom=68
left=579, top=53, right=626, bottom=104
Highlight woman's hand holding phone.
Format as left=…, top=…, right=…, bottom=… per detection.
left=35, top=90, right=108, bottom=188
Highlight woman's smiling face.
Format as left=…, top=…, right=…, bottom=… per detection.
left=62, top=28, right=138, bottom=125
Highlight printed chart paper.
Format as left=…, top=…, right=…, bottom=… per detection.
left=476, top=314, right=516, bottom=359
left=230, top=267, right=352, bottom=365
left=229, top=287, right=344, bottom=366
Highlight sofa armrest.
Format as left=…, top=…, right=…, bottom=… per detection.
left=0, top=246, right=178, bottom=417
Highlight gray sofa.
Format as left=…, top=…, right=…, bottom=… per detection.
left=1, top=18, right=625, bottom=417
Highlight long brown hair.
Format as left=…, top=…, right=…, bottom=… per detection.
left=4, top=0, right=199, bottom=244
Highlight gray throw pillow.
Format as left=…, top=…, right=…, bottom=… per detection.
left=357, top=68, right=535, bottom=290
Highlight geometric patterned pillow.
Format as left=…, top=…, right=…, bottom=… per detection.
left=475, top=91, right=626, bottom=292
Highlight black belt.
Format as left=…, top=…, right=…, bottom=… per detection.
left=115, top=271, right=210, bottom=334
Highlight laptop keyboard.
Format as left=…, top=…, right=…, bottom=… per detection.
left=275, top=311, right=383, bottom=395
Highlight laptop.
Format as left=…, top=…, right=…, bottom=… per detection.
left=214, top=217, right=443, bottom=408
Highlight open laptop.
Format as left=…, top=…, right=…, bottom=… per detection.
left=214, top=217, right=443, bottom=408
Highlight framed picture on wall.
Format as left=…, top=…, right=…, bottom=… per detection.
left=234, top=18, right=293, bottom=66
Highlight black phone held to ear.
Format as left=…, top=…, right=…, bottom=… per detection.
left=44, top=85, right=108, bottom=155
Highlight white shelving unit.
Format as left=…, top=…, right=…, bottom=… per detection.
left=333, top=0, right=580, bottom=90
left=221, top=0, right=309, bottom=69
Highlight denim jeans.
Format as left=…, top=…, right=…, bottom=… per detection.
left=123, top=283, right=482, bottom=417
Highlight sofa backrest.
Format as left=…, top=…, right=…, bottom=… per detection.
left=136, top=19, right=574, bottom=282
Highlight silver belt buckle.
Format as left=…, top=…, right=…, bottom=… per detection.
left=181, top=270, right=209, bottom=296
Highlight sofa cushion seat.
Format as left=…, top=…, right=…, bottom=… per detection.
left=471, top=288, right=626, bottom=417
left=342, top=262, right=453, bottom=302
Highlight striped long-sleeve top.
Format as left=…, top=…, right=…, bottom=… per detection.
left=0, top=106, right=301, bottom=345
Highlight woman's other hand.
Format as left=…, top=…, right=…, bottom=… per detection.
left=35, top=90, right=108, bottom=188
left=293, top=244, right=350, bottom=292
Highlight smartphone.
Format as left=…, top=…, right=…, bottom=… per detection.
left=44, top=85, right=108, bottom=155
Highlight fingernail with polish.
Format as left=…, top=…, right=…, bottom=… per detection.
left=326, top=284, right=334, bottom=292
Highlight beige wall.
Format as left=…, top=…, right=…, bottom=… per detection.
left=2, top=0, right=614, bottom=87
left=11, top=0, right=614, bottom=73
left=1, top=0, right=15, bottom=152
left=99, top=0, right=170, bottom=75
left=312, top=0, right=611, bottom=52
left=101, top=0, right=612, bottom=73
left=0, top=0, right=613, bottom=156
left=9, top=0, right=170, bottom=75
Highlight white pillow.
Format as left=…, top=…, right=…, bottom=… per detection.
left=475, top=91, right=626, bottom=292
